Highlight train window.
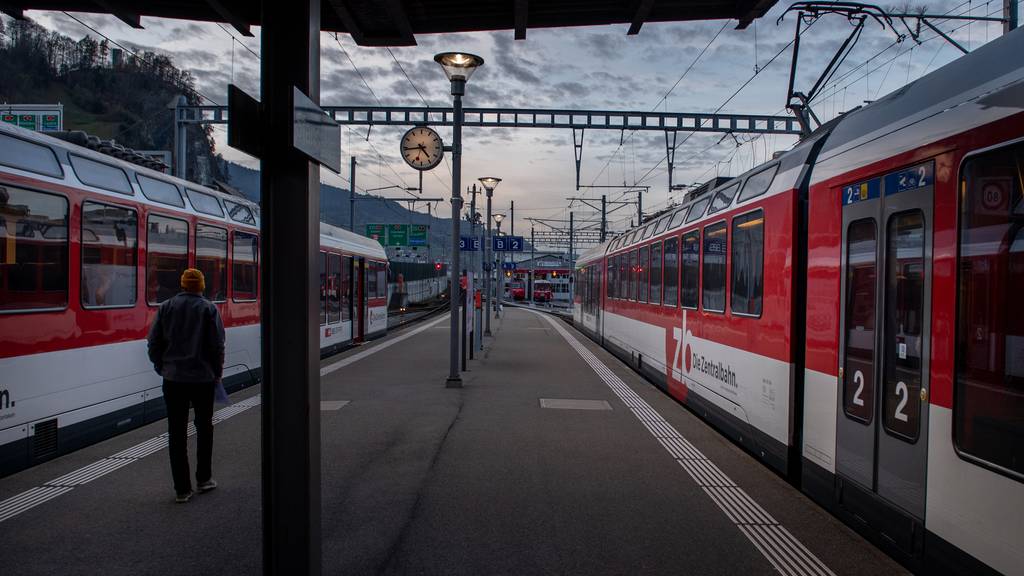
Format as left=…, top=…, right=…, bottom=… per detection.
left=955, top=142, right=1024, bottom=477
left=708, top=182, right=741, bottom=214
left=738, top=164, right=779, bottom=203
left=650, top=242, right=663, bottom=305
left=225, top=201, right=256, bottom=225
left=0, top=186, right=68, bottom=312
left=619, top=254, right=628, bottom=299
left=186, top=189, right=224, bottom=217
left=328, top=253, right=342, bottom=323
left=882, top=211, right=924, bottom=441
left=655, top=217, right=671, bottom=235
left=663, top=237, right=679, bottom=307
left=342, top=256, right=353, bottom=321
left=195, top=224, right=227, bottom=302
left=669, top=208, right=687, bottom=229
left=843, top=219, right=877, bottom=423
left=685, top=197, right=711, bottom=223
left=69, top=154, right=133, bottom=196
left=629, top=249, right=638, bottom=301
left=731, top=210, right=764, bottom=316
left=81, top=201, right=137, bottom=308
left=137, top=175, right=185, bottom=208
left=319, top=252, right=327, bottom=325
left=376, top=261, right=387, bottom=298
left=232, top=231, right=259, bottom=301
left=602, top=256, right=610, bottom=297
left=702, top=222, right=727, bottom=312
left=147, top=215, right=189, bottom=304
left=681, top=231, right=699, bottom=308
left=0, top=133, right=63, bottom=178
left=638, top=245, right=650, bottom=302
left=642, top=224, right=655, bottom=240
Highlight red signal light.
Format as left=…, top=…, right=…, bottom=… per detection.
left=434, top=263, right=442, bottom=271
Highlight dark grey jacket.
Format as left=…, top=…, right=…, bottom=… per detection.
left=147, top=292, right=226, bottom=383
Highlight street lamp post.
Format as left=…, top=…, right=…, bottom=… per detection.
left=478, top=177, right=501, bottom=336
left=492, top=212, right=505, bottom=319
left=435, top=51, right=484, bottom=389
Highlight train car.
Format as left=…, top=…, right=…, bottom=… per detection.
left=0, top=122, right=387, bottom=477
left=577, top=27, right=1024, bottom=575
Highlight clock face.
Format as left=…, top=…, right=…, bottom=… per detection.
left=400, top=126, right=444, bottom=171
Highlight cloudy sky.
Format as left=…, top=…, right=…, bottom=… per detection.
left=26, top=1, right=1015, bottom=240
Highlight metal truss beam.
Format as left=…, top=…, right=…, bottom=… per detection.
left=176, top=105, right=803, bottom=135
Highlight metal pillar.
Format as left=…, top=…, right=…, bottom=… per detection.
left=509, top=200, right=514, bottom=297
left=600, top=195, right=607, bottom=242
left=260, top=0, right=321, bottom=573
left=1007, top=0, right=1019, bottom=32
left=173, top=95, right=188, bottom=179
left=446, top=81, right=465, bottom=388
left=348, top=156, right=356, bottom=232
left=569, top=212, right=575, bottom=305
left=530, top=226, right=535, bottom=297
left=665, top=130, right=677, bottom=194
left=484, top=188, right=493, bottom=336
left=637, top=189, right=643, bottom=224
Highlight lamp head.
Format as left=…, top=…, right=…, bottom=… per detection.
left=434, top=52, right=484, bottom=86
left=493, top=213, right=505, bottom=225
left=478, top=177, right=501, bottom=193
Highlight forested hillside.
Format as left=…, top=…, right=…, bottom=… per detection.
left=0, top=15, right=228, bottom=184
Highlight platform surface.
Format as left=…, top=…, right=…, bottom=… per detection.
left=0, top=307, right=904, bottom=575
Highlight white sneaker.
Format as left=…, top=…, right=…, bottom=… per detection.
left=197, top=479, right=218, bottom=493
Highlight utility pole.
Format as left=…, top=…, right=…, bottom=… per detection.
left=637, top=188, right=643, bottom=224
left=348, top=156, right=356, bottom=232
left=530, top=226, right=535, bottom=297
left=569, top=212, right=575, bottom=305
left=510, top=200, right=514, bottom=290
left=601, top=195, right=607, bottom=242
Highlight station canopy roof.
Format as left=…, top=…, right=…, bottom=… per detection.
left=4, top=0, right=778, bottom=45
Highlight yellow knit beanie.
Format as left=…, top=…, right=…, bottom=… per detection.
left=181, top=268, right=206, bottom=293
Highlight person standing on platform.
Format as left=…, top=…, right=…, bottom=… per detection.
left=147, top=268, right=225, bottom=503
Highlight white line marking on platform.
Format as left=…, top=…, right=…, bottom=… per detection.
left=529, top=310, right=835, bottom=576
left=0, top=317, right=444, bottom=524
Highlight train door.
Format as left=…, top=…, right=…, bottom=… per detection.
left=356, top=257, right=366, bottom=342
left=836, top=162, right=933, bottom=555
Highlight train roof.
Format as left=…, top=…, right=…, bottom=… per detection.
left=816, top=26, right=1024, bottom=171
left=0, top=122, right=388, bottom=261
left=320, top=222, right=387, bottom=260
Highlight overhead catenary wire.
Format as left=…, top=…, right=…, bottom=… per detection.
left=60, top=11, right=221, bottom=105
left=633, top=18, right=818, bottom=188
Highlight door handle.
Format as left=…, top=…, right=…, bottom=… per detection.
left=920, top=387, right=928, bottom=402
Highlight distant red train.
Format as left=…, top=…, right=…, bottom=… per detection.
left=0, top=123, right=388, bottom=477
left=575, top=28, right=1023, bottom=575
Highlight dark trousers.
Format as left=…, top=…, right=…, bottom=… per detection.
left=163, top=380, right=215, bottom=494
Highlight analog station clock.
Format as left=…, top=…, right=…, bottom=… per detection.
left=400, top=126, right=444, bottom=171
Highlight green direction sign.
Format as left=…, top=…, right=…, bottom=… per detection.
left=387, top=224, right=408, bottom=246
left=1, top=114, right=16, bottom=126
left=17, top=114, right=36, bottom=129
left=41, top=114, right=60, bottom=131
left=409, top=224, right=429, bottom=247
left=366, top=224, right=386, bottom=245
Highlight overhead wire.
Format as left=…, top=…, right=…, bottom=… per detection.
left=633, top=18, right=818, bottom=188
left=60, top=11, right=221, bottom=105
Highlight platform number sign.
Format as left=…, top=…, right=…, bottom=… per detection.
left=493, top=236, right=524, bottom=252
left=459, top=236, right=481, bottom=251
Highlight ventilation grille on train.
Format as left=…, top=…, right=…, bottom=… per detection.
left=32, top=419, right=58, bottom=461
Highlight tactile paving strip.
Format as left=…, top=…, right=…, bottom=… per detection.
left=531, top=310, right=835, bottom=576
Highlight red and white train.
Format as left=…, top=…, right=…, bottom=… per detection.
left=575, top=28, right=1023, bottom=575
left=0, top=122, right=388, bottom=477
